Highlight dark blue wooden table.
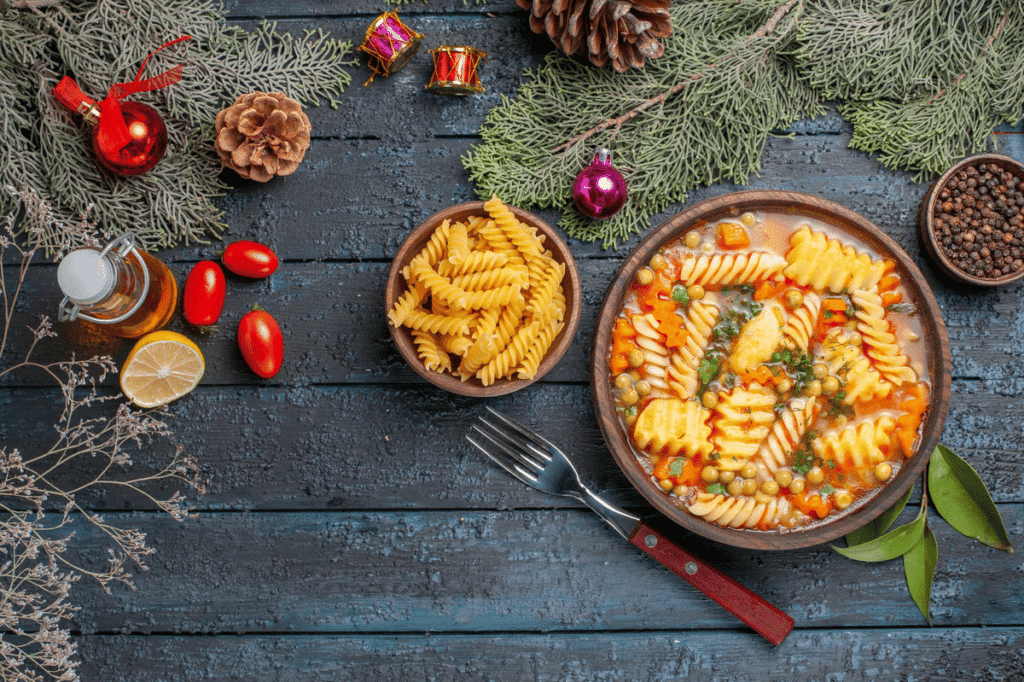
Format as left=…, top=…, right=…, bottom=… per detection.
left=3, top=2, right=1023, bottom=679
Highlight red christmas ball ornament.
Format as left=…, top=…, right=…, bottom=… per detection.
left=93, top=100, right=168, bottom=175
left=573, top=148, right=628, bottom=219
left=52, top=36, right=190, bottom=177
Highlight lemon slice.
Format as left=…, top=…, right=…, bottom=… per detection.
left=120, top=331, right=205, bottom=408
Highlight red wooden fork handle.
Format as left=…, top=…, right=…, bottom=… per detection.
left=628, top=520, right=794, bottom=645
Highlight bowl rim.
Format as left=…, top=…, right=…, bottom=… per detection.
left=918, top=153, right=1024, bottom=287
left=386, top=200, right=582, bottom=397
left=590, top=190, right=952, bottom=550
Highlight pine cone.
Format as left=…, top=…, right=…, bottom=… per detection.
left=214, top=92, right=311, bottom=182
left=518, top=0, right=672, bottom=73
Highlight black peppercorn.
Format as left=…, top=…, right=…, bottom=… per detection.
left=932, top=160, right=1024, bottom=280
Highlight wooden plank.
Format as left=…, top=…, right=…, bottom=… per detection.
left=65, top=506, right=1022, bottom=634
left=225, top=0, right=522, bottom=18
left=165, top=133, right=940, bottom=263
left=3, top=382, right=1022, bottom=511
left=75, top=628, right=1024, bottom=682
left=6, top=255, right=1024, bottom=387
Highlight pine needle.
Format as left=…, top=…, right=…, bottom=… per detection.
left=464, top=0, right=1024, bottom=248
left=0, top=0, right=358, bottom=254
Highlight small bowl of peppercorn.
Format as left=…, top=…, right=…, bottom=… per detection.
left=919, top=153, right=1024, bottom=286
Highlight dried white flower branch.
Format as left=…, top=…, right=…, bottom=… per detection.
left=0, top=186, right=204, bottom=681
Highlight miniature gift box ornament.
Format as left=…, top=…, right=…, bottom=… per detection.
left=573, top=148, right=628, bottom=219
left=57, top=233, right=178, bottom=338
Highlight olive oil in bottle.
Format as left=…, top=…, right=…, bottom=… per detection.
left=57, top=233, right=177, bottom=338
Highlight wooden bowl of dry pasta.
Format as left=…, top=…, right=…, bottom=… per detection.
left=591, top=190, right=951, bottom=550
left=386, top=199, right=582, bottom=397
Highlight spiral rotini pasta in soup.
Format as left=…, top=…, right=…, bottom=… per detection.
left=607, top=209, right=930, bottom=531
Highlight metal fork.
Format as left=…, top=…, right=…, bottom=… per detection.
left=468, top=407, right=794, bottom=646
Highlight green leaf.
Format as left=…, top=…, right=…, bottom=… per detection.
left=668, top=458, right=684, bottom=477
left=706, top=483, right=727, bottom=496
left=929, top=445, right=1013, bottom=553
left=832, top=511, right=926, bottom=562
left=903, top=524, right=938, bottom=625
left=846, top=484, right=914, bottom=547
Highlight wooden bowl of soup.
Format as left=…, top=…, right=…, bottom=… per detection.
left=386, top=200, right=581, bottom=397
left=591, top=190, right=951, bottom=550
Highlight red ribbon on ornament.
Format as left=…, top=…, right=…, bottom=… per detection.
left=94, top=36, right=192, bottom=156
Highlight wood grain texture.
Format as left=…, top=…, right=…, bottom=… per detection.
left=63, top=506, right=1023, bottom=635
left=75, top=628, right=1024, bottom=682
left=2, top=3, right=1023, bottom=680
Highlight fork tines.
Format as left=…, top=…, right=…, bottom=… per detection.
left=466, top=409, right=552, bottom=487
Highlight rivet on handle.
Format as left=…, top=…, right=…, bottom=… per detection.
left=685, top=562, right=698, bottom=575
left=644, top=534, right=657, bottom=548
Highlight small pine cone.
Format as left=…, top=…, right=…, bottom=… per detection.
left=517, top=0, right=672, bottom=73
left=215, top=92, right=311, bottom=182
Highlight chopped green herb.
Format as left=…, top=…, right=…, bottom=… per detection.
left=706, top=483, right=727, bottom=496
left=697, top=355, right=722, bottom=386
left=711, top=453, right=720, bottom=461
left=671, top=284, right=691, bottom=306
left=826, top=459, right=837, bottom=469
left=820, top=484, right=836, bottom=495
left=668, top=458, right=685, bottom=476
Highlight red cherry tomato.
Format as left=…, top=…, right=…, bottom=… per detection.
left=238, top=306, right=283, bottom=378
left=222, top=241, right=278, bottom=278
left=182, top=260, right=226, bottom=326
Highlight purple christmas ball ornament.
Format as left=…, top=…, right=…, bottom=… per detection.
left=573, top=148, right=627, bottom=219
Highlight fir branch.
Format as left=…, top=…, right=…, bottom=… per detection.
left=0, top=0, right=357, bottom=253
left=551, top=0, right=802, bottom=154
left=464, top=0, right=822, bottom=248
left=837, top=2, right=1024, bottom=181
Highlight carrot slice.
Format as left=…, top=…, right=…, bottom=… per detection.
left=716, top=221, right=751, bottom=249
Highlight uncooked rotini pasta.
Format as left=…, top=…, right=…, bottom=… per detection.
left=412, top=330, right=451, bottom=373
left=415, top=219, right=451, bottom=267
left=451, top=266, right=529, bottom=292
left=608, top=204, right=931, bottom=532
left=446, top=220, right=470, bottom=265
left=404, top=309, right=474, bottom=336
left=517, top=318, right=564, bottom=380
left=485, top=195, right=543, bottom=261
left=445, top=249, right=508, bottom=277
left=387, top=286, right=424, bottom=328
left=477, top=321, right=539, bottom=386
left=389, top=197, right=567, bottom=385
left=851, top=288, right=917, bottom=386
left=407, top=258, right=470, bottom=309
